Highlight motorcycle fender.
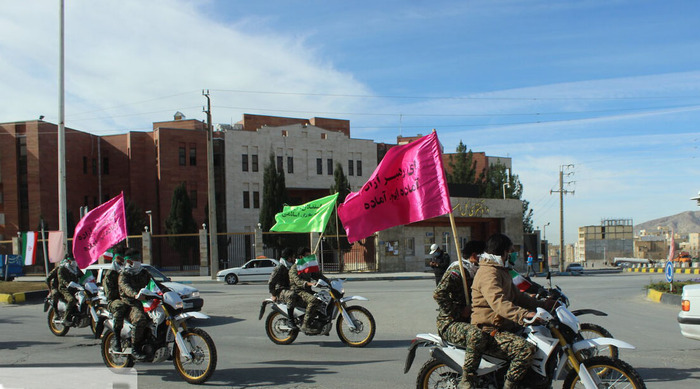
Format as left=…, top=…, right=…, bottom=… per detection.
left=270, top=303, right=290, bottom=317
left=339, top=295, right=369, bottom=304
left=572, top=337, right=635, bottom=353
left=404, top=336, right=442, bottom=374
left=430, top=347, right=464, bottom=375
left=571, top=309, right=607, bottom=317
left=174, top=312, right=210, bottom=322
left=259, top=299, right=273, bottom=320
left=89, top=305, right=99, bottom=322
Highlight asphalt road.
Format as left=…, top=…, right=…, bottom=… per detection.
left=1, top=272, right=699, bottom=388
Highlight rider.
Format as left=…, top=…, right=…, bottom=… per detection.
left=45, top=262, right=61, bottom=315
left=433, top=240, right=487, bottom=389
left=268, top=247, right=300, bottom=329
left=118, top=248, right=151, bottom=361
left=471, top=233, right=552, bottom=389
left=57, top=255, right=84, bottom=326
left=289, top=247, right=329, bottom=335
left=429, top=243, right=451, bottom=285
left=103, top=244, right=128, bottom=352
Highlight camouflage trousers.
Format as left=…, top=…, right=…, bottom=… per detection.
left=441, top=322, right=490, bottom=376
left=488, top=330, right=536, bottom=383
left=108, top=299, right=130, bottom=333
left=295, top=290, right=321, bottom=326
left=277, top=289, right=301, bottom=307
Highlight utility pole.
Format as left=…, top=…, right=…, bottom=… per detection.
left=58, top=0, right=68, bottom=252
left=203, top=90, right=219, bottom=279
left=551, top=164, right=575, bottom=272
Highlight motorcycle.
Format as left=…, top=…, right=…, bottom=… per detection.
left=99, top=287, right=217, bottom=384
left=45, top=280, right=107, bottom=338
left=404, top=306, right=645, bottom=389
left=259, top=278, right=376, bottom=347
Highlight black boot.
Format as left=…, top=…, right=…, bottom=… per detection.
left=131, top=339, right=147, bottom=361
left=287, top=308, right=298, bottom=330
left=111, top=327, right=123, bottom=352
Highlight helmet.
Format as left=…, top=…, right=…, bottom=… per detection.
left=429, top=244, right=439, bottom=255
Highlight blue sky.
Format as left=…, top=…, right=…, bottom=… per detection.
left=2, top=0, right=699, bottom=244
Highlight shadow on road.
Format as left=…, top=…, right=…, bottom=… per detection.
left=151, top=365, right=335, bottom=387
left=0, top=341, right=61, bottom=350
left=636, top=366, right=700, bottom=383
left=189, top=315, right=243, bottom=327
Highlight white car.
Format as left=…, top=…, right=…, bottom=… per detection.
left=679, top=284, right=700, bottom=341
left=84, top=263, right=204, bottom=312
left=216, top=258, right=279, bottom=285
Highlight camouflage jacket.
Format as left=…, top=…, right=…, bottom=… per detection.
left=268, top=263, right=291, bottom=297
left=433, top=261, right=476, bottom=335
left=118, top=269, right=151, bottom=302
left=288, top=264, right=328, bottom=293
left=57, top=266, right=83, bottom=292
left=103, top=269, right=121, bottom=303
left=46, top=267, right=59, bottom=290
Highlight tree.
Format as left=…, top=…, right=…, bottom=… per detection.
left=124, top=196, right=146, bottom=235
left=259, top=152, right=290, bottom=255
left=326, top=162, right=352, bottom=254
left=165, top=182, right=198, bottom=263
left=478, top=161, right=534, bottom=233
left=447, top=140, right=480, bottom=185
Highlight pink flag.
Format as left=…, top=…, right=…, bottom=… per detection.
left=48, top=231, right=65, bottom=263
left=72, top=192, right=128, bottom=269
left=668, top=230, right=676, bottom=261
left=338, top=132, right=451, bottom=243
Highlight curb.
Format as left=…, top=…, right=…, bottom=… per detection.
left=626, top=268, right=700, bottom=275
left=645, top=288, right=681, bottom=306
left=0, top=290, right=47, bottom=305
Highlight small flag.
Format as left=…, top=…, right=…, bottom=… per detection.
left=102, top=249, right=115, bottom=262
left=668, top=230, right=676, bottom=262
left=79, top=272, right=96, bottom=285
left=142, top=278, right=162, bottom=312
left=21, top=231, right=38, bottom=266
left=270, top=193, right=339, bottom=233
left=72, top=192, right=128, bottom=269
left=510, top=269, right=532, bottom=293
left=296, top=255, right=320, bottom=275
left=48, top=231, right=65, bottom=263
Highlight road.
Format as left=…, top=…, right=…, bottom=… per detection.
left=0, top=272, right=699, bottom=388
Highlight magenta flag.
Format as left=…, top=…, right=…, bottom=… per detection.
left=72, top=192, right=128, bottom=269
left=338, top=131, right=452, bottom=243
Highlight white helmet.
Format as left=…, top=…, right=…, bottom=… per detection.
left=429, top=244, right=439, bottom=255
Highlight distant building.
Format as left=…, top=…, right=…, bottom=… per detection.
left=577, top=218, right=634, bottom=266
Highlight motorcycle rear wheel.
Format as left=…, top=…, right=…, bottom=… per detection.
left=563, top=356, right=646, bottom=389
left=100, top=330, right=134, bottom=368
left=416, top=358, right=460, bottom=389
left=336, top=306, right=376, bottom=347
left=47, top=307, right=69, bottom=337
left=265, top=311, right=299, bottom=345
left=173, top=328, right=217, bottom=384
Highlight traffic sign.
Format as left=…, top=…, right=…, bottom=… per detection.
left=665, top=260, right=674, bottom=283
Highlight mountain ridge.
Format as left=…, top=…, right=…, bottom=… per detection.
left=634, top=210, right=700, bottom=236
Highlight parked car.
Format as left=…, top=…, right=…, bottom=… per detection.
left=679, top=284, right=700, bottom=341
left=216, top=258, right=279, bottom=285
left=565, top=263, right=584, bottom=274
left=84, top=263, right=204, bottom=312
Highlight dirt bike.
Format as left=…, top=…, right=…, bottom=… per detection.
left=405, top=306, right=645, bottom=389
left=99, top=287, right=217, bottom=384
left=259, top=278, right=376, bottom=347
left=45, top=280, right=107, bottom=338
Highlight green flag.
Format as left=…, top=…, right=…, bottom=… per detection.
left=270, top=193, right=339, bottom=233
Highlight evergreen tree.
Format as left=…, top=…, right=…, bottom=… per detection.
left=447, top=140, right=480, bottom=185
left=326, top=162, right=352, bottom=253
left=259, top=152, right=290, bottom=255
left=479, top=161, right=534, bottom=233
left=165, top=182, right=198, bottom=263
left=124, top=196, right=146, bottom=235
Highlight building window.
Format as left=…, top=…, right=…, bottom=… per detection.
left=252, top=154, right=259, bottom=172
left=189, top=144, right=196, bottom=166
left=277, top=156, right=283, bottom=172
left=357, top=160, right=363, bottom=176
left=83, top=157, right=88, bottom=174
left=406, top=237, right=416, bottom=256
left=327, top=158, right=333, bottom=175
left=92, top=158, right=97, bottom=175
left=316, top=158, right=323, bottom=175
left=243, top=191, right=250, bottom=208
left=179, top=143, right=186, bottom=166
left=253, top=191, right=260, bottom=208
left=103, top=157, right=109, bottom=175
left=348, top=160, right=354, bottom=176
left=242, top=154, right=248, bottom=172
left=287, top=156, right=294, bottom=174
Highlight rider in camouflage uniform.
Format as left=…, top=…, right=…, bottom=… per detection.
left=268, top=248, right=300, bottom=329
left=103, top=244, right=128, bottom=352
left=433, top=240, right=488, bottom=389
left=118, top=248, right=151, bottom=360
left=289, top=247, right=329, bottom=335
left=57, top=256, right=84, bottom=325
left=45, top=264, right=61, bottom=314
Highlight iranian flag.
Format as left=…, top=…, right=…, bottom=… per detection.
left=296, top=255, right=320, bottom=275
left=142, top=278, right=163, bottom=312
left=510, top=269, right=532, bottom=292
left=79, top=272, right=96, bottom=285
left=21, top=231, right=38, bottom=266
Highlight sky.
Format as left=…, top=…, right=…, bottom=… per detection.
left=1, top=0, right=699, bottom=244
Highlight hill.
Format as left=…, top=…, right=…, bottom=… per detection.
left=634, top=210, right=700, bottom=236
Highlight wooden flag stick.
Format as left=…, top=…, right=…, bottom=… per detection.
left=448, top=210, right=470, bottom=306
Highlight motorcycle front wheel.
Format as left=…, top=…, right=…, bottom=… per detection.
left=336, top=305, right=376, bottom=347
left=416, top=358, right=460, bottom=389
left=265, top=311, right=299, bottom=345
left=173, top=328, right=218, bottom=384
left=47, top=307, right=69, bottom=336
left=100, top=330, right=134, bottom=368
left=563, top=356, right=646, bottom=389
left=578, top=322, right=619, bottom=360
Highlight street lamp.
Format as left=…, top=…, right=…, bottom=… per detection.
left=145, top=210, right=153, bottom=234
left=543, top=222, right=551, bottom=241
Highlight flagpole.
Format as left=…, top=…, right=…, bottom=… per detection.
left=448, top=211, right=470, bottom=307
left=312, top=232, right=325, bottom=254
left=41, top=220, right=50, bottom=277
